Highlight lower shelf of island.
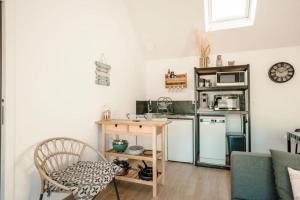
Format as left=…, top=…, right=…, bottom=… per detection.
left=105, top=149, right=163, bottom=161
left=115, top=168, right=162, bottom=186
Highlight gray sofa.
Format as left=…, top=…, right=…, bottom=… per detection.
left=231, top=151, right=278, bottom=200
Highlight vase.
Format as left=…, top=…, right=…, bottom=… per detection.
left=200, top=57, right=209, bottom=68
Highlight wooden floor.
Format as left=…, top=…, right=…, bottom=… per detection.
left=97, top=162, right=231, bottom=200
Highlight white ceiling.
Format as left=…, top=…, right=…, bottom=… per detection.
left=124, top=0, right=300, bottom=60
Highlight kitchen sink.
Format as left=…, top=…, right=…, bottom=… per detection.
left=137, top=113, right=194, bottom=120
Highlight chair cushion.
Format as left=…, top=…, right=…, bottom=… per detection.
left=48, top=161, right=121, bottom=200
left=270, top=149, right=300, bottom=200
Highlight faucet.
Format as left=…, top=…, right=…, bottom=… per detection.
left=147, top=99, right=152, bottom=113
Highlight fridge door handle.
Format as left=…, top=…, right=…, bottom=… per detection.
left=1, top=99, right=4, bottom=125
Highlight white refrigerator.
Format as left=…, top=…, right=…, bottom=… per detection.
left=167, top=119, right=194, bottom=163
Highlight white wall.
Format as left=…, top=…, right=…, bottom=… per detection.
left=144, top=46, right=300, bottom=153
left=13, top=0, right=143, bottom=199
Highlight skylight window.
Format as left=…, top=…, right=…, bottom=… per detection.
left=204, top=0, right=257, bottom=32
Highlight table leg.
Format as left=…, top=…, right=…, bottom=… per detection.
left=161, top=127, right=165, bottom=185
left=287, top=133, right=291, bottom=153
left=152, top=127, right=157, bottom=197
left=101, top=125, right=106, bottom=156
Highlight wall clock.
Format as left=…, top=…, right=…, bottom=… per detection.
left=268, top=62, right=295, bottom=83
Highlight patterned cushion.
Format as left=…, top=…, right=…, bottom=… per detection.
left=47, top=161, right=121, bottom=200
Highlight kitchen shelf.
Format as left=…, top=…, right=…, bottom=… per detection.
left=165, top=73, right=187, bottom=88
left=115, top=168, right=162, bottom=186
left=97, top=119, right=168, bottom=197
left=195, top=65, right=249, bottom=75
left=105, top=149, right=163, bottom=161
left=197, top=85, right=248, bottom=92
left=197, top=110, right=249, bottom=115
left=194, top=65, right=251, bottom=169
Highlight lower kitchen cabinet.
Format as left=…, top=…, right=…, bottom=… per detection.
left=167, top=119, right=194, bottom=163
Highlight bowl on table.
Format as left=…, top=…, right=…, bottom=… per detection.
left=127, top=145, right=144, bottom=155
left=112, top=139, right=128, bottom=152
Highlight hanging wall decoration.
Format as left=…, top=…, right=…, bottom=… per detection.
left=95, top=54, right=111, bottom=86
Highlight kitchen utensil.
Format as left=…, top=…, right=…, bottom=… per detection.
left=102, top=105, right=111, bottom=120
left=143, top=150, right=153, bottom=156
left=204, top=80, right=211, bottom=87
left=126, top=113, right=137, bottom=120
left=216, top=55, right=223, bottom=67
left=199, top=78, right=205, bottom=87
left=127, top=145, right=144, bottom=155
left=112, top=139, right=128, bottom=152
left=157, top=97, right=173, bottom=113
left=214, top=94, right=241, bottom=111
left=113, top=159, right=130, bottom=176
left=138, top=160, right=155, bottom=181
left=228, top=61, right=235, bottom=66
left=200, top=93, right=209, bottom=109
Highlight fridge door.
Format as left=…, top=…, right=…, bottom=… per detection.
left=199, top=116, right=226, bottom=165
left=168, top=119, right=193, bottom=163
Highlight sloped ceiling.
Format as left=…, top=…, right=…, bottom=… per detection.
left=124, top=0, right=300, bottom=60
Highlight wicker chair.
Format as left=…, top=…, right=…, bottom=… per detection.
left=34, top=137, right=120, bottom=200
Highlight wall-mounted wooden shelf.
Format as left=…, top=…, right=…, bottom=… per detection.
left=165, top=73, right=187, bottom=88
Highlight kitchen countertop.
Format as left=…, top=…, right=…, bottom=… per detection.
left=137, top=114, right=195, bottom=120
left=97, top=119, right=171, bottom=126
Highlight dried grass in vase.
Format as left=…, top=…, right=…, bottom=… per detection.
left=196, top=30, right=211, bottom=68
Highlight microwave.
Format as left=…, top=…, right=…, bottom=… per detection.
left=216, top=71, right=246, bottom=86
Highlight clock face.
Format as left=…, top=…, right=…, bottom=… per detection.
left=268, top=62, right=295, bottom=83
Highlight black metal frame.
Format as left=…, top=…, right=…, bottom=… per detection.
left=287, top=131, right=300, bottom=154
left=39, top=178, right=120, bottom=200
left=194, top=65, right=251, bottom=169
left=112, top=178, right=121, bottom=200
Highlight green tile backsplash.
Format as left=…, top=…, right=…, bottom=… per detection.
left=136, top=100, right=195, bottom=115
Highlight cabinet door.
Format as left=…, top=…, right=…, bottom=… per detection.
left=167, top=119, right=193, bottom=163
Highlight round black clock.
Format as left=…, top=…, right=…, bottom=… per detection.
left=268, top=62, right=295, bottom=83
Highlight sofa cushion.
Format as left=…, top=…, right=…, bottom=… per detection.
left=288, top=168, right=300, bottom=200
left=231, top=151, right=277, bottom=200
left=270, top=149, right=300, bottom=200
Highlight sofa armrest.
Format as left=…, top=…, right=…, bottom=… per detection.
left=231, top=151, right=277, bottom=200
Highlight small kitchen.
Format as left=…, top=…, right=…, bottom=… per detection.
left=9, top=1, right=300, bottom=199
left=99, top=61, right=250, bottom=197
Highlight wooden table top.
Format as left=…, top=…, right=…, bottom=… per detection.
left=96, top=119, right=171, bottom=127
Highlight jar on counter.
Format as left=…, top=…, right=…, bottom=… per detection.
left=102, top=105, right=111, bottom=120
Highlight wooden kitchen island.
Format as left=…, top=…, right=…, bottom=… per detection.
left=96, top=119, right=170, bottom=197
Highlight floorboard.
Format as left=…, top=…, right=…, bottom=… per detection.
left=97, top=162, right=231, bottom=200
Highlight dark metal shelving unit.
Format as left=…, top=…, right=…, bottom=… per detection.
left=194, top=65, right=251, bottom=169
left=196, top=85, right=248, bottom=92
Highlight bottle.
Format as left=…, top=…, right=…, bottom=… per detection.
left=216, top=55, right=223, bottom=67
